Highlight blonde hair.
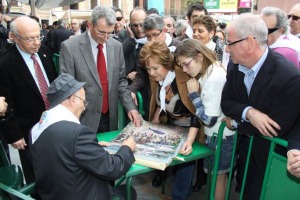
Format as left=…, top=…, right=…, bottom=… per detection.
left=139, top=41, right=174, bottom=70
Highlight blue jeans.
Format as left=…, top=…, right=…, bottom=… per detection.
left=203, top=135, right=234, bottom=174
left=171, top=161, right=195, bottom=200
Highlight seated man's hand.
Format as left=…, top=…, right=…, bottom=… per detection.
left=98, top=141, right=110, bottom=147
left=123, top=137, right=136, bottom=151
left=287, top=149, right=300, bottom=178
left=246, top=108, right=280, bottom=138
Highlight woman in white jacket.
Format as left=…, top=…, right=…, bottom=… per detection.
left=174, top=39, right=235, bottom=200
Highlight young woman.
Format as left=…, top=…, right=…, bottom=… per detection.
left=140, top=41, right=200, bottom=200
left=174, top=39, right=235, bottom=200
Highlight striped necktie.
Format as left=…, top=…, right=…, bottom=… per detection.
left=31, top=54, right=50, bottom=109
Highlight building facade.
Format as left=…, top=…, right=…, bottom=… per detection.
left=3, top=0, right=298, bottom=25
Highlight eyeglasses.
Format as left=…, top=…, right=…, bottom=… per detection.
left=14, top=33, right=44, bottom=43
left=178, top=57, right=195, bottom=68
left=145, top=31, right=162, bottom=40
left=95, top=28, right=113, bottom=37
left=116, top=17, right=123, bottom=21
left=227, top=37, right=249, bottom=46
left=268, top=27, right=281, bottom=34
left=130, top=23, right=143, bottom=28
left=287, top=14, right=300, bottom=21
left=74, top=95, right=89, bottom=107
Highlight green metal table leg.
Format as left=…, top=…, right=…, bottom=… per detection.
left=115, top=176, right=126, bottom=187
left=239, top=136, right=254, bottom=200
left=161, top=171, right=166, bottom=194
left=126, top=177, right=133, bottom=200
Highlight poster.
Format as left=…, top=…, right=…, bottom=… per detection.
left=104, top=120, right=188, bottom=170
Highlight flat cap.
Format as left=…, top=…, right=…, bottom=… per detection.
left=47, top=73, right=85, bottom=109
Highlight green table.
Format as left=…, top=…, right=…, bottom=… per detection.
left=97, top=130, right=214, bottom=200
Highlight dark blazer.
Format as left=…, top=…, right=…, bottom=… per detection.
left=47, top=26, right=73, bottom=54
left=0, top=45, right=57, bottom=144
left=221, top=49, right=300, bottom=139
left=30, top=121, right=135, bottom=200
left=118, top=29, right=141, bottom=76
left=221, top=49, right=300, bottom=199
left=0, top=22, right=9, bottom=55
left=288, top=117, right=300, bottom=150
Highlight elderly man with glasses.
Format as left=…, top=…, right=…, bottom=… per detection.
left=0, top=16, right=57, bottom=187
left=221, top=13, right=300, bottom=200
left=29, top=73, right=137, bottom=200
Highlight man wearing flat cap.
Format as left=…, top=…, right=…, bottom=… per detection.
left=29, top=73, right=137, bottom=200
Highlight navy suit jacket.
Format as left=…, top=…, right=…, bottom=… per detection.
left=221, top=48, right=300, bottom=199
left=118, top=29, right=141, bottom=76
left=30, top=121, right=135, bottom=200
left=0, top=45, right=57, bottom=144
left=47, top=26, right=73, bottom=54
left=222, top=49, right=300, bottom=140
left=288, top=117, right=300, bottom=150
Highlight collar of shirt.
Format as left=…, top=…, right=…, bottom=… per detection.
left=185, top=25, right=193, bottom=39
left=238, top=47, right=269, bottom=79
left=31, top=104, right=80, bottom=144
left=165, top=33, right=172, bottom=47
left=16, top=44, right=50, bottom=87
left=88, top=31, right=107, bottom=66
left=135, top=37, right=147, bottom=49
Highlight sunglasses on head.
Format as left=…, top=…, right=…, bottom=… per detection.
left=116, top=17, right=123, bottom=21
left=287, top=14, right=300, bottom=21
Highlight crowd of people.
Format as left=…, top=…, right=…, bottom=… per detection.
left=0, top=1, right=300, bottom=200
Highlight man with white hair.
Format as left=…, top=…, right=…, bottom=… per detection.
left=221, top=13, right=300, bottom=199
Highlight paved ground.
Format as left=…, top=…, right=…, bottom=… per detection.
left=9, top=146, right=240, bottom=200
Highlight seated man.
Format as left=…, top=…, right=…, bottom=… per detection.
left=29, top=73, right=136, bottom=200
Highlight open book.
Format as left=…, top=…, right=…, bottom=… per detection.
left=104, top=120, right=188, bottom=170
